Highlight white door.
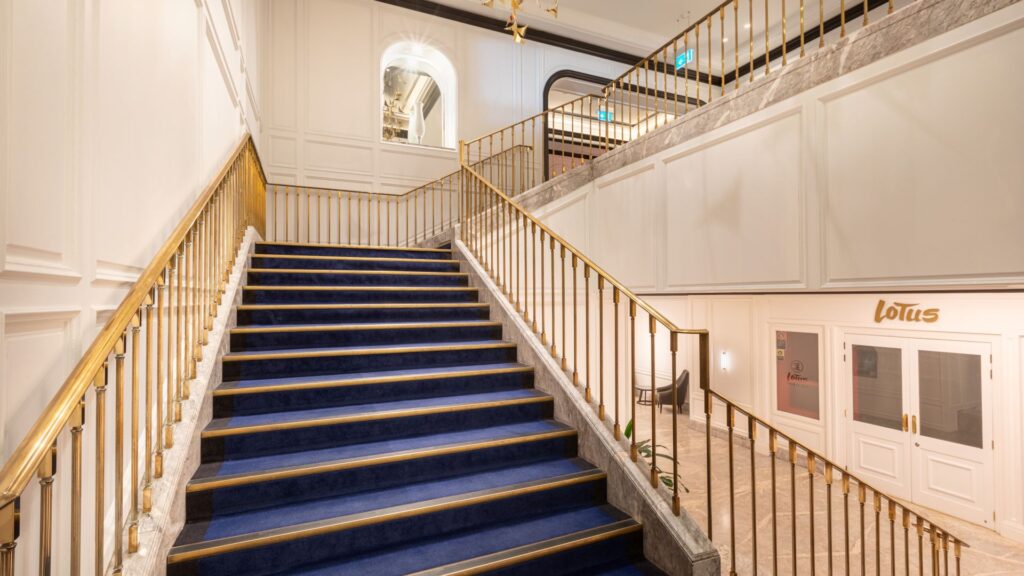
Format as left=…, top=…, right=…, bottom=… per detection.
left=845, top=336, right=994, bottom=526
left=909, top=340, right=993, bottom=526
left=846, top=335, right=913, bottom=499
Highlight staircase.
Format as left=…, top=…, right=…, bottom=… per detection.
left=165, top=241, right=667, bottom=575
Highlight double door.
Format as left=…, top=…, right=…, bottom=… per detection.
left=845, top=335, right=992, bottom=525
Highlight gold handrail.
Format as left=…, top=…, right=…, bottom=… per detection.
left=0, top=132, right=265, bottom=573
left=459, top=155, right=969, bottom=575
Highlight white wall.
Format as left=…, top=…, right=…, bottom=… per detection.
left=530, top=3, right=1024, bottom=540
left=0, top=0, right=265, bottom=460
left=261, top=0, right=630, bottom=195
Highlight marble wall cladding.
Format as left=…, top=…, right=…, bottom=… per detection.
left=453, top=237, right=721, bottom=576
left=517, top=0, right=1020, bottom=215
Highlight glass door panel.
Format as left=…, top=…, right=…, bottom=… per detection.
left=917, top=350, right=983, bottom=449
left=852, top=344, right=904, bottom=430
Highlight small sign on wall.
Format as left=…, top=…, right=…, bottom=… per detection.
left=873, top=300, right=940, bottom=324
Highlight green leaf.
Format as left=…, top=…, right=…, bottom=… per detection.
left=660, top=475, right=675, bottom=489
left=624, top=419, right=634, bottom=439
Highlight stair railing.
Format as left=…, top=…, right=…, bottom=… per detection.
left=0, top=134, right=265, bottom=575
left=459, top=154, right=968, bottom=575
left=465, top=0, right=907, bottom=196
left=265, top=145, right=532, bottom=247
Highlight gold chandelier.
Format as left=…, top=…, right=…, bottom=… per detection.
left=480, top=0, right=559, bottom=43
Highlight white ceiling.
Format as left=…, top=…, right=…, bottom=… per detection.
left=425, top=0, right=724, bottom=55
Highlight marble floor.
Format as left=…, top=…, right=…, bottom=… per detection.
left=629, top=406, right=1024, bottom=576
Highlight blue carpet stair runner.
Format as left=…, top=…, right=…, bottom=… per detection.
left=167, top=242, right=668, bottom=575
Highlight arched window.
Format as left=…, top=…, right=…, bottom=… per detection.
left=381, top=42, right=456, bottom=150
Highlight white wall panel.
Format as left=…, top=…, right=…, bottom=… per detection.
left=664, top=111, right=804, bottom=289
left=823, top=25, right=1024, bottom=286
left=589, top=166, right=659, bottom=290
left=263, top=0, right=631, bottom=194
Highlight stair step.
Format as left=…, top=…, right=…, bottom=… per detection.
left=167, top=461, right=606, bottom=576
left=229, top=320, right=503, bottom=352
left=201, top=388, right=552, bottom=462
left=287, top=508, right=638, bottom=576
left=186, top=420, right=577, bottom=520
left=213, top=363, right=533, bottom=417
left=242, top=285, right=479, bottom=305
left=409, top=518, right=643, bottom=576
left=256, top=242, right=452, bottom=260
left=250, top=253, right=461, bottom=272
left=221, top=340, right=518, bottom=381
left=236, top=302, right=490, bottom=325
left=246, top=268, right=470, bottom=287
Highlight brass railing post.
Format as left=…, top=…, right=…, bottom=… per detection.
left=37, top=443, right=56, bottom=576
left=0, top=497, right=19, bottom=576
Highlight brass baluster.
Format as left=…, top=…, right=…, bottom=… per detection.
left=790, top=442, right=798, bottom=576
left=704, top=383, right=713, bottom=540
left=890, top=501, right=897, bottom=576
left=800, top=0, right=806, bottom=57
left=0, top=496, right=19, bottom=576
left=284, top=186, right=290, bottom=242
left=808, top=453, right=817, bottom=576
left=683, top=33, right=690, bottom=112
left=917, top=516, right=924, bottom=576
left=875, top=492, right=882, bottom=576
left=770, top=430, right=779, bottom=576
left=954, top=541, right=961, bottom=576
left=782, top=0, right=788, bottom=65
left=38, top=442, right=56, bottom=576
left=671, top=333, right=680, bottom=516
left=864, top=0, right=869, bottom=26
left=673, top=39, right=679, bottom=117
left=695, top=25, right=701, bottom=106
left=560, top=245, right=567, bottom=370
left=129, top=313, right=141, bottom=554
left=571, top=255, right=579, bottom=387
left=843, top=473, right=851, bottom=576
left=548, top=234, right=557, bottom=358
left=720, top=8, right=725, bottom=95
left=826, top=463, right=834, bottom=576
left=820, top=0, right=825, bottom=48
left=707, top=18, right=713, bottom=103
left=860, top=484, right=868, bottom=576
left=749, top=417, right=758, bottom=572
left=765, top=0, right=772, bottom=73
left=611, top=285, right=621, bottom=437
left=144, top=294, right=154, bottom=514
left=114, top=335, right=126, bottom=574
left=727, top=404, right=737, bottom=575
left=749, top=0, right=754, bottom=82
left=649, top=317, right=657, bottom=489
left=629, top=301, right=638, bottom=462
left=903, top=509, right=911, bottom=576
left=841, top=0, right=847, bottom=37
left=70, top=396, right=85, bottom=576
left=734, top=0, right=739, bottom=91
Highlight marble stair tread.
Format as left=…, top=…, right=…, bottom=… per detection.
left=214, top=362, right=531, bottom=394
left=189, top=419, right=574, bottom=487
left=203, top=388, right=551, bottom=435
left=171, top=458, right=603, bottom=547
left=281, top=506, right=633, bottom=576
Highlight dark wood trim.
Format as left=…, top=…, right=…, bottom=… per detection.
left=375, top=0, right=644, bottom=65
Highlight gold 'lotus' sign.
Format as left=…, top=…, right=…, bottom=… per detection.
left=874, top=300, right=939, bottom=324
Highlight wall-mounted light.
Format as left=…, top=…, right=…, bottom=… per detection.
left=720, top=350, right=731, bottom=373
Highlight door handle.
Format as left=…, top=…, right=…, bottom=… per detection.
left=911, top=415, right=917, bottom=434
left=902, top=414, right=908, bottom=432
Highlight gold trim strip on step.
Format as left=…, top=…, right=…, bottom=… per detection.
left=213, top=365, right=532, bottom=397
left=230, top=321, right=501, bottom=335
left=237, top=302, right=487, bottom=311
left=408, top=520, right=642, bottom=576
left=249, top=268, right=468, bottom=277
left=242, top=285, right=477, bottom=292
left=201, top=394, right=550, bottom=438
left=165, top=469, right=606, bottom=563
left=187, top=427, right=576, bottom=492
left=257, top=241, right=450, bottom=253
left=222, top=341, right=515, bottom=362
left=251, top=254, right=459, bottom=265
